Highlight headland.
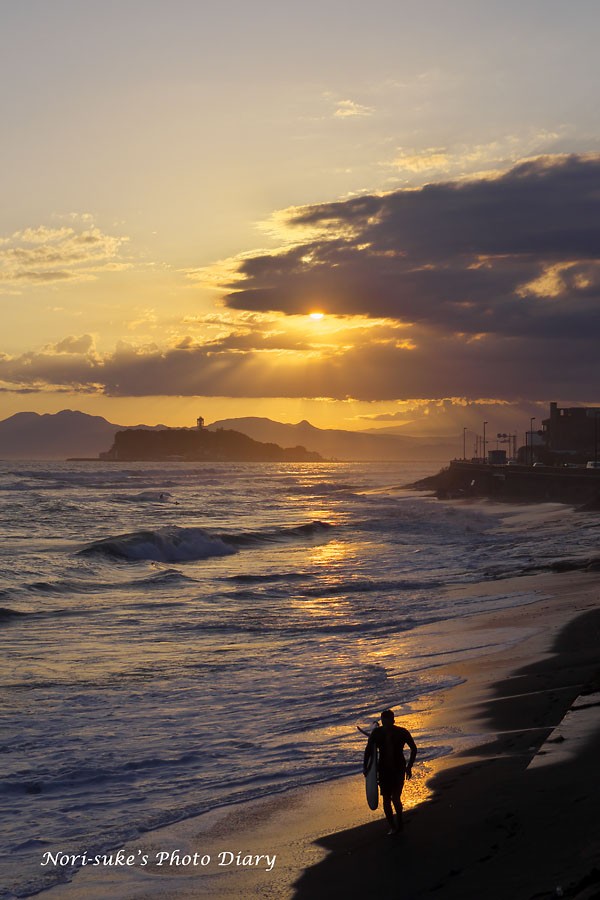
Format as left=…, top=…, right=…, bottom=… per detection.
left=97, top=426, right=324, bottom=463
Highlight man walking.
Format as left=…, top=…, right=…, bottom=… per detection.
left=363, top=709, right=417, bottom=834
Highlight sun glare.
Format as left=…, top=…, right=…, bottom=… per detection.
left=309, top=312, right=325, bottom=320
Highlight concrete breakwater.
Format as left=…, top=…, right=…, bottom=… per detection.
left=412, top=460, right=600, bottom=508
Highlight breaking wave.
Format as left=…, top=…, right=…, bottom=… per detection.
left=81, top=527, right=238, bottom=563
left=80, top=520, right=334, bottom=563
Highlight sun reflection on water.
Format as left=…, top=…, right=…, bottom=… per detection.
left=307, top=539, right=353, bottom=567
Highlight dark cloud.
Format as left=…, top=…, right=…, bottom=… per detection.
left=286, top=155, right=600, bottom=258
left=0, top=326, right=598, bottom=402
left=224, top=154, right=600, bottom=343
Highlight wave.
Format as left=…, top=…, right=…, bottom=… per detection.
left=3, top=749, right=205, bottom=798
left=285, top=481, right=359, bottom=496
left=134, top=570, right=196, bottom=586
left=222, top=520, right=333, bottom=547
left=225, top=572, right=313, bottom=584
left=0, top=606, right=29, bottom=622
left=23, top=579, right=116, bottom=596
left=80, top=520, right=334, bottom=563
left=298, top=576, right=444, bottom=596
left=114, top=490, right=172, bottom=503
left=80, top=527, right=238, bottom=563
left=25, top=581, right=70, bottom=594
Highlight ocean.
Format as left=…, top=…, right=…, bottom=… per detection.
left=2, top=460, right=598, bottom=899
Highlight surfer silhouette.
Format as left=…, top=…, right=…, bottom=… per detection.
left=363, top=709, right=417, bottom=834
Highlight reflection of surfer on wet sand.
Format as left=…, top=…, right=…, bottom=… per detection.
left=362, top=709, right=418, bottom=835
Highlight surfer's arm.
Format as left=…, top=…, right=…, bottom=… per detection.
left=405, top=732, right=418, bottom=778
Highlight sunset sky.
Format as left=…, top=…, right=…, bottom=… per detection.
left=1, top=0, right=599, bottom=433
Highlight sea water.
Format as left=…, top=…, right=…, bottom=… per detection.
left=1, top=460, right=598, bottom=898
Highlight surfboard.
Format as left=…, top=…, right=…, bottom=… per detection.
left=365, top=744, right=378, bottom=810
left=358, top=725, right=379, bottom=810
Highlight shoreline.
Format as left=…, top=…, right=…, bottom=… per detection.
left=41, top=570, right=600, bottom=900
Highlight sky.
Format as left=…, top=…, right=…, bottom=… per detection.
left=1, top=0, right=599, bottom=434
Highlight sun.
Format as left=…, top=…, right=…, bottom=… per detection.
left=309, top=312, right=325, bottom=320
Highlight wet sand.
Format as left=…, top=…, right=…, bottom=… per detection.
left=44, top=571, right=600, bottom=900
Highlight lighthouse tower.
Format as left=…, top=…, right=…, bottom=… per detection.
left=196, top=416, right=205, bottom=430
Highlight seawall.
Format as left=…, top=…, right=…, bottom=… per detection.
left=415, top=460, right=600, bottom=508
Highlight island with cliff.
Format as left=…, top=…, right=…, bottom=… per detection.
left=98, top=419, right=324, bottom=463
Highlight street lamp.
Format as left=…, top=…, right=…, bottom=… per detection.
left=483, top=421, right=488, bottom=462
left=530, top=417, right=536, bottom=466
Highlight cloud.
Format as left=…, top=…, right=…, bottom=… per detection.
left=126, top=308, right=159, bottom=331
left=221, top=155, right=600, bottom=348
left=2, top=155, right=599, bottom=405
left=0, top=221, right=129, bottom=287
left=389, top=130, right=565, bottom=179
left=334, top=99, right=373, bottom=118
left=0, top=319, right=598, bottom=403
left=355, top=398, right=547, bottom=436
left=392, top=148, right=450, bottom=173
left=54, top=334, right=96, bottom=354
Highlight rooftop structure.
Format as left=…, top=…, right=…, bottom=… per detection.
left=542, top=402, right=600, bottom=458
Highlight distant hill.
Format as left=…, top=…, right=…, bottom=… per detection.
left=0, top=410, right=165, bottom=459
left=208, top=417, right=457, bottom=461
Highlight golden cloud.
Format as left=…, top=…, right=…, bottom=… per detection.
left=0, top=221, right=129, bottom=287
left=334, top=99, right=373, bottom=118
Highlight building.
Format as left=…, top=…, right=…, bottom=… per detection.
left=488, top=449, right=507, bottom=465
left=542, top=402, right=600, bottom=458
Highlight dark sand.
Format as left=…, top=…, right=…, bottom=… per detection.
left=44, top=571, right=600, bottom=900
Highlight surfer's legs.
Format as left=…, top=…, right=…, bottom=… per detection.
left=381, top=792, right=396, bottom=829
left=391, top=789, right=403, bottom=831
left=381, top=776, right=405, bottom=833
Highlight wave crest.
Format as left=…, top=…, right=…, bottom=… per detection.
left=80, top=520, right=334, bottom=563
left=81, top=527, right=238, bottom=563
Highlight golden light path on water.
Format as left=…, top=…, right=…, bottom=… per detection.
left=289, top=540, right=358, bottom=622
left=299, top=531, right=436, bottom=812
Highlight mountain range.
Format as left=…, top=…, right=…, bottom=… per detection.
left=0, top=410, right=458, bottom=460
left=208, top=417, right=457, bottom=461
left=0, top=410, right=164, bottom=460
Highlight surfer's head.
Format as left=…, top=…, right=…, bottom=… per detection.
left=381, top=709, right=395, bottom=725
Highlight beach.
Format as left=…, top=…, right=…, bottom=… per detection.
left=4, top=3, right=600, bottom=894
left=41, top=568, right=600, bottom=900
